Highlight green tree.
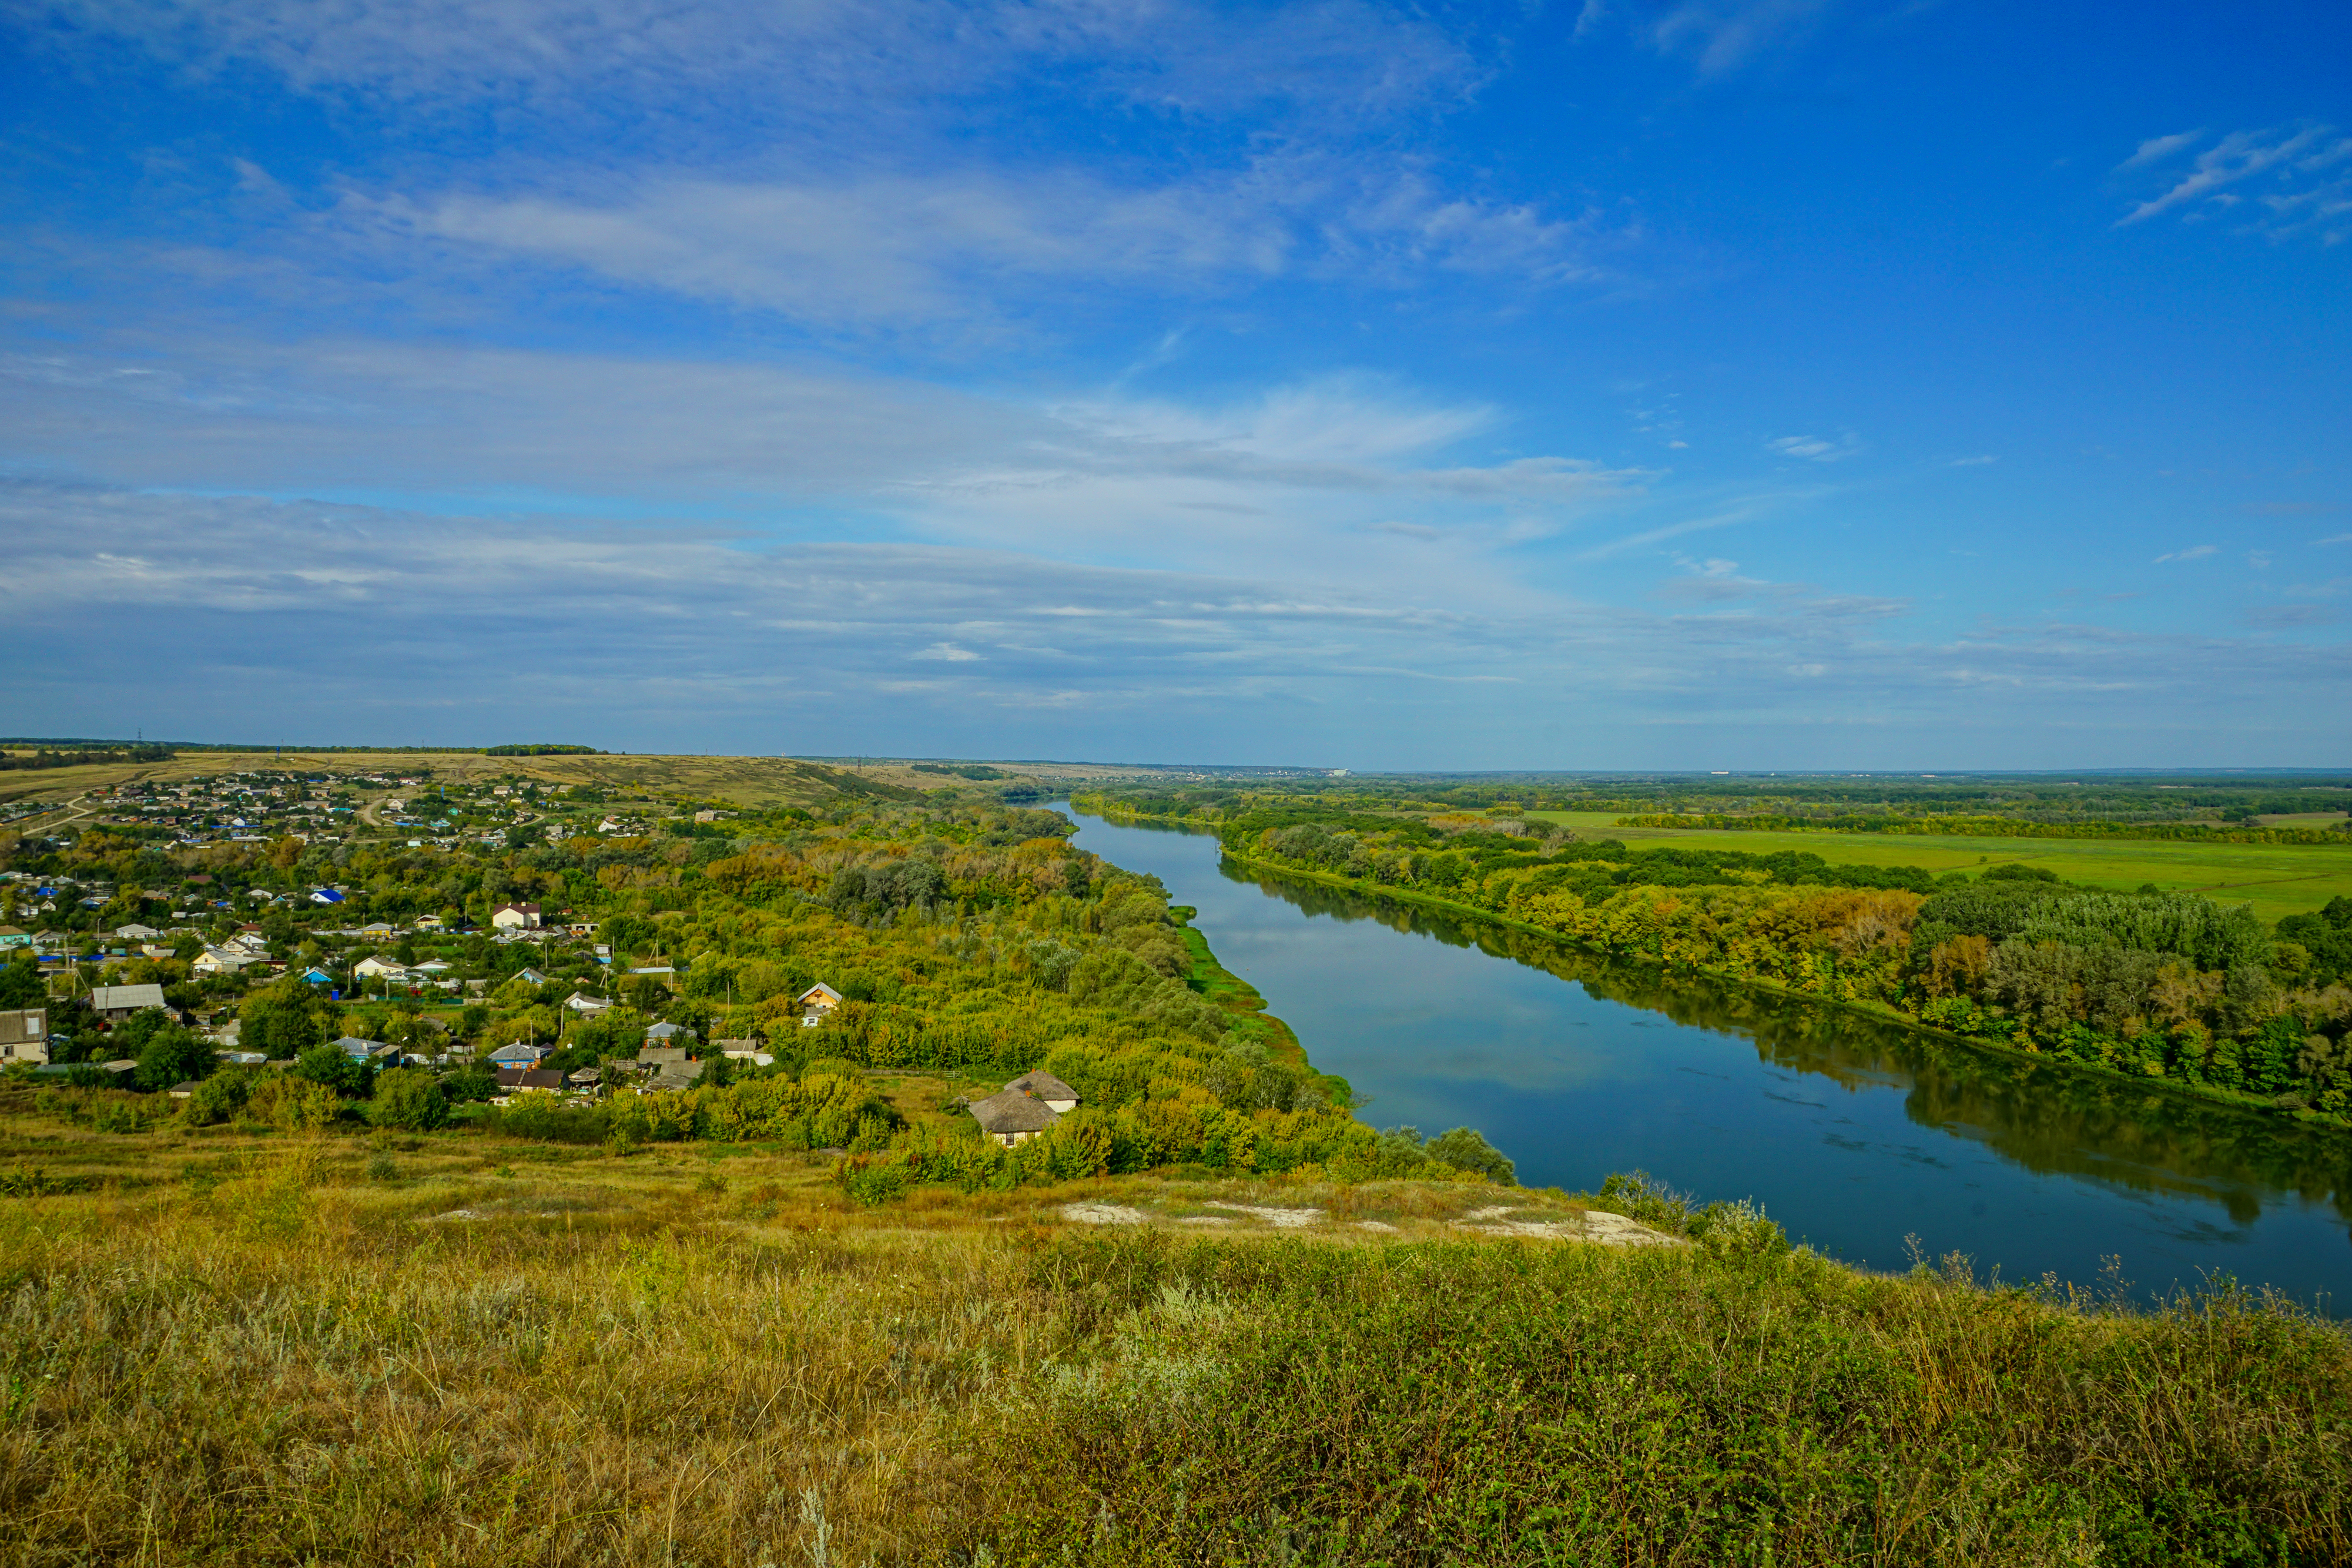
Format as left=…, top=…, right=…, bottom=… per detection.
left=295, top=1042, right=371, bottom=1098
left=1426, top=1126, right=1517, bottom=1186
left=241, top=980, right=327, bottom=1060
left=134, top=1024, right=217, bottom=1091
left=370, top=1067, right=450, bottom=1131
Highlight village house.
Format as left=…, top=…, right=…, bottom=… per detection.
left=966, top=1069, right=1082, bottom=1147
left=0, top=1007, right=49, bottom=1066
left=491, top=902, right=542, bottom=931
left=565, top=991, right=610, bottom=1015
left=193, top=946, right=254, bottom=977
left=967, top=1086, right=1060, bottom=1148
left=89, top=983, right=168, bottom=1022
left=488, top=1041, right=548, bottom=1068
left=797, top=983, right=844, bottom=1027
left=351, top=955, right=408, bottom=981
left=1004, top=1069, right=1080, bottom=1114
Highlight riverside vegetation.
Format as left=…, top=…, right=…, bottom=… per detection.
left=1071, top=788, right=2352, bottom=1131
left=5, top=774, right=2352, bottom=1562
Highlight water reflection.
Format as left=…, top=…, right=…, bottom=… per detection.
left=1060, top=805, right=2352, bottom=1303
left=1225, top=863, right=2352, bottom=1237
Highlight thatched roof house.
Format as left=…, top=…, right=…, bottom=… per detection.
left=969, top=1087, right=1060, bottom=1147
left=1003, top=1070, right=1079, bottom=1113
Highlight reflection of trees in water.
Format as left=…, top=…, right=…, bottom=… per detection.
left=1232, top=863, right=2352, bottom=1229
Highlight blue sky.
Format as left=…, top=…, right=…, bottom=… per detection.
left=4, top=0, right=2347, bottom=768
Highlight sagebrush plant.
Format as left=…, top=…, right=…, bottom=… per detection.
left=0, top=1115, right=2345, bottom=1567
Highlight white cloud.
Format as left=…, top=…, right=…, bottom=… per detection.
left=356, top=156, right=1624, bottom=331
left=0, top=327, right=1646, bottom=602
left=1949, top=454, right=1998, bottom=467
left=2153, top=545, right=2217, bottom=563
left=2118, top=129, right=2206, bottom=170
left=9, top=477, right=2341, bottom=764
left=1580, top=0, right=1835, bottom=76
left=2117, top=123, right=2352, bottom=243
left=1767, top=432, right=1862, bottom=463
left=29, top=0, right=1482, bottom=141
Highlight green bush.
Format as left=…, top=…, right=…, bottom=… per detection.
left=368, top=1067, right=450, bottom=1131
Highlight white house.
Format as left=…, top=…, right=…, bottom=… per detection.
left=352, top=956, right=409, bottom=981
left=565, top=991, right=611, bottom=1014
left=0, top=1008, right=49, bottom=1066
left=192, top=947, right=252, bottom=977
left=491, top=902, right=542, bottom=930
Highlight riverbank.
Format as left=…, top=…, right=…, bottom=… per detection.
left=1207, top=842, right=2352, bottom=1138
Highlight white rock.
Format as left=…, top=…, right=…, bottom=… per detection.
left=1060, top=1202, right=1146, bottom=1226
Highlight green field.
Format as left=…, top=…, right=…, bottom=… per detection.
left=1527, top=811, right=2352, bottom=923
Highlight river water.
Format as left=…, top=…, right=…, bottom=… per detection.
left=1058, top=804, right=2352, bottom=1311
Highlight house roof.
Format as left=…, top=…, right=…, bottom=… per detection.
left=969, top=1087, right=1060, bottom=1135
left=1006, top=1069, right=1079, bottom=1103
left=800, top=983, right=844, bottom=1004
left=493, top=902, right=541, bottom=914
left=90, top=983, right=167, bottom=1013
left=497, top=1067, right=567, bottom=1090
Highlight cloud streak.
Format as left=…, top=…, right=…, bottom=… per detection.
left=2117, top=123, right=2352, bottom=243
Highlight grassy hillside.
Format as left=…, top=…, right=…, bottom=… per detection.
left=1, top=1112, right=2345, bottom=1566
left=1530, top=811, right=2352, bottom=924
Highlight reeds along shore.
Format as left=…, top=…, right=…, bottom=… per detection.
left=2, top=1131, right=2347, bottom=1567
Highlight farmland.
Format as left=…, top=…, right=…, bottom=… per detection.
left=1529, top=810, right=2352, bottom=923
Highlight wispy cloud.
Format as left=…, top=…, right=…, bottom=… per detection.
left=9, top=477, right=2340, bottom=762
left=2153, top=544, right=2217, bottom=563
left=2116, top=123, right=2352, bottom=243
left=2119, top=129, right=2206, bottom=170
left=1767, top=432, right=1863, bottom=463
left=1580, top=0, right=1837, bottom=77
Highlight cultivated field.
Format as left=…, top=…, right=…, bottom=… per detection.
left=1528, top=810, right=2352, bottom=923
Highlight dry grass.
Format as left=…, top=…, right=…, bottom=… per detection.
left=3, top=1112, right=2347, bottom=1566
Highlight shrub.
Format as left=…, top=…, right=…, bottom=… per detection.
left=835, top=1155, right=909, bottom=1206
left=246, top=1074, right=343, bottom=1131
left=369, top=1067, right=450, bottom=1131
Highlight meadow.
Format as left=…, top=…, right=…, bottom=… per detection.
left=1528, top=812, right=2352, bottom=923
left=2, top=1095, right=2348, bottom=1567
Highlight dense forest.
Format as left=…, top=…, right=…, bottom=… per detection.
left=1074, top=789, right=2352, bottom=1127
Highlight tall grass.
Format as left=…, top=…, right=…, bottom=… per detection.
left=1, top=1125, right=2346, bottom=1566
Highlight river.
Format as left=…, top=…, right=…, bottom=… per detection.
left=1058, top=803, right=2352, bottom=1311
